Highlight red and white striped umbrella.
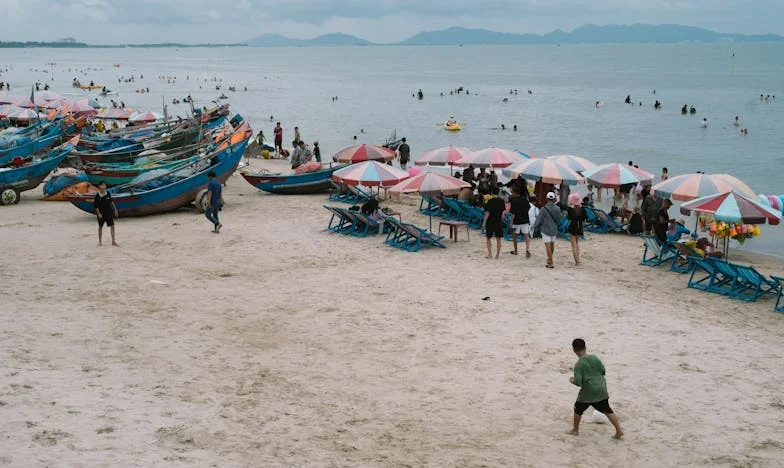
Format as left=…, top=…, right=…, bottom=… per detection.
left=6, top=107, right=41, bottom=120
left=388, top=172, right=470, bottom=196
left=414, top=145, right=472, bottom=167
left=680, top=191, right=780, bottom=225
left=96, top=108, right=132, bottom=120
left=332, top=160, right=410, bottom=187
left=35, top=90, right=61, bottom=101
left=583, top=163, right=654, bottom=189
left=129, top=111, right=163, bottom=122
left=62, top=100, right=97, bottom=115
left=332, top=144, right=396, bottom=164
left=546, top=154, right=597, bottom=174
left=455, top=147, right=521, bottom=168
left=39, top=98, right=66, bottom=109
left=502, top=158, right=585, bottom=185
left=0, top=92, right=12, bottom=104
left=651, top=173, right=755, bottom=201
left=14, top=97, right=36, bottom=108
left=0, top=104, right=14, bottom=117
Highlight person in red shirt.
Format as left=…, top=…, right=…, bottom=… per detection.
left=273, top=122, right=283, bottom=156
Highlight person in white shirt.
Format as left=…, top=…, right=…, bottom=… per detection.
left=701, top=118, right=708, bottom=128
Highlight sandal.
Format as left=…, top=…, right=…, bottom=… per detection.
left=509, top=251, right=518, bottom=255
left=545, top=264, right=554, bottom=269
left=525, top=251, right=531, bottom=258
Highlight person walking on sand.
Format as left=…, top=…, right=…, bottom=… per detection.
left=94, top=181, right=118, bottom=246
left=568, top=338, right=624, bottom=439
left=482, top=187, right=506, bottom=259
left=566, top=194, right=585, bottom=265
left=205, top=171, right=223, bottom=233
left=509, top=186, right=531, bottom=257
left=397, top=137, right=410, bottom=169
left=531, top=192, right=561, bottom=268
left=273, top=122, right=283, bottom=156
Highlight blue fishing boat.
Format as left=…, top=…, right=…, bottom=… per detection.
left=67, top=121, right=252, bottom=217
left=0, top=144, right=73, bottom=205
left=240, top=163, right=348, bottom=194
left=0, top=121, right=64, bottom=166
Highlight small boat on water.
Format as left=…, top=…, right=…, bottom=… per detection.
left=241, top=163, right=347, bottom=195
left=67, top=120, right=252, bottom=217
left=0, top=142, right=74, bottom=205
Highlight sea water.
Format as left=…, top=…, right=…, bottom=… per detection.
left=1, top=43, right=781, bottom=255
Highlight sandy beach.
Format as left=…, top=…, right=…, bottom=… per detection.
left=1, top=158, right=783, bottom=467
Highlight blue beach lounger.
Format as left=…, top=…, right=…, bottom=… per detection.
left=640, top=235, right=677, bottom=267
left=771, top=275, right=784, bottom=313
left=730, top=264, right=781, bottom=302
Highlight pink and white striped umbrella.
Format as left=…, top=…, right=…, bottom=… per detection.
left=502, top=158, right=585, bottom=185
left=62, top=100, right=97, bottom=115
left=6, top=107, right=41, bottom=120
left=0, top=92, right=11, bottom=104
left=455, top=147, right=522, bottom=168
left=14, top=97, right=36, bottom=108
left=546, top=154, right=597, bottom=173
left=388, top=172, right=470, bottom=196
left=414, top=145, right=472, bottom=167
left=583, top=163, right=654, bottom=189
left=96, top=108, right=132, bottom=120
left=129, top=111, right=163, bottom=122
left=39, top=98, right=66, bottom=109
left=35, top=90, right=61, bottom=101
left=332, top=160, right=410, bottom=187
left=332, top=144, right=396, bottom=163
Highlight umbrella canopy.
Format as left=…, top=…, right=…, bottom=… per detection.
left=502, top=158, right=585, bottom=185
left=129, top=111, right=163, bottom=122
left=332, top=144, right=396, bottom=164
left=546, top=154, right=597, bottom=173
left=414, top=145, right=472, bottom=167
left=388, top=172, right=470, bottom=196
left=14, top=97, right=36, bottom=108
left=0, top=92, right=12, bottom=104
left=39, top=98, right=66, bottom=109
left=0, top=104, right=14, bottom=117
left=583, top=163, right=654, bottom=189
left=332, top=160, right=410, bottom=187
left=517, top=151, right=535, bottom=159
left=63, top=100, right=97, bottom=115
left=87, top=98, right=101, bottom=109
left=680, top=191, right=780, bottom=225
left=651, top=173, right=756, bottom=201
left=35, top=90, right=61, bottom=101
left=456, top=147, right=521, bottom=168
left=96, top=108, right=131, bottom=120
left=6, top=107, right=41, bottom=120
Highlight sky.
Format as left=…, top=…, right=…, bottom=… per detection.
left=1, top=0, right=782, bottom=44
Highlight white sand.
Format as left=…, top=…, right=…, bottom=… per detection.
left=1, top=159, right=783, bottom=467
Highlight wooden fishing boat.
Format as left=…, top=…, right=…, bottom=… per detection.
left=0, top=144, right=73, bottom=205
left=67, top=121, right=251, bottom=217
left=241, top=163, right=347, bottom=195
left=0, top=121, right=64, bottom=166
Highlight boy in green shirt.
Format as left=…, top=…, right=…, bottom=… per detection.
left=568, top=338, right=624, bottom=439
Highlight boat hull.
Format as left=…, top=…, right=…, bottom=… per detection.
left=0, top=148, right=71, bottom=193
left=241, top=164, right=347, bottom=195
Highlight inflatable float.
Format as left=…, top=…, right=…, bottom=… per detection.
left=444, top=123, right=461, bottom=132
left=758, top=193, right=784, bottom=214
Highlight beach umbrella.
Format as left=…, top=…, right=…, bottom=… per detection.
left=0, top=92, right=11, bottom=104
left=332, top=144, right=396, bottom=164
left=0, top=104, right=14, bottom=117
left=652, top=173, right=755, bottom=202
left=6, top=107, right=41, bottom=120
left=680, top=191, right=780, bottom=226
left=582, top=163, right=654, bottom=189
left=63, top=100, right=97, bottom=115
left=14, top=97, right=36, bottom=108
left=87, top=98, right=101, bottom=109
left=389, top=172, right=470, bottom=232
left=680, top=190, right=780, bottom=258
left=547, top=154, right=597, bottom=174
left=455, top=147, right=521, bottom=168
left=39, top=98, right=66, bottom=109
left=414, top=145, right=472, bottom=171
left=35, top=90, right=61, bottom=101
left=332, top=160, right=410, bottom=187
left=96, top=108, right=131, bottom=120
left=502, top=158, right=585, bottom=185
left=517, top=150, right=535, bottom=159
left=129, top=111, right=163, bottom=122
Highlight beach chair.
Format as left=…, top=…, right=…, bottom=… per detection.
left=385, top=218, right=446, bottom=252
left=730, top=265, right=781, bottom=302
left=640, top=235, right=677, bottom=267
left=585, top=206, right=626, bottom=234
left=419, top=196, right=444, bottom=217
left=384, top=217, right=411, bottom=246
left=456, top=200, right=484, bottom=228
left=669, top=242, right=702, bottom=274
left=327, top=180, right=348, bottom=201
left=503, top=212, right=515, bottom=241
left=324, top=205, right=353, bottom=234
left=687, top=256, right=722, bottom=292
left=771, top=275, right=784, bottom=313
left=442, top=197, right=465, bottom=220
left=705, top=258, right=749, bottom=297
left=350, top=211, right=383, bottom=238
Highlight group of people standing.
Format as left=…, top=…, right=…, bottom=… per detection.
left=265, top=122, right=321, bottom=169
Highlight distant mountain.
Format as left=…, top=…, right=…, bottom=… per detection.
left=247, top=24, right=783, bottom=47
left=246, top=33, right=370, bottom=47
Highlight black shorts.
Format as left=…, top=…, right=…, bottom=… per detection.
left=400, top=158, right=409, bottom=165
left=485, top=223, right=504, bottom=238
left=98, top=216, right=115, bottom=227
left=574, top=399, right=613, bottom=415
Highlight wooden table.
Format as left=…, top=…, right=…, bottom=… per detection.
left=438, top=220, right=470, bottom=242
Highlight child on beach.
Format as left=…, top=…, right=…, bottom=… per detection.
left=93, top=181, right=118, bottom=247
left=568, top=338, right=623, bottom=439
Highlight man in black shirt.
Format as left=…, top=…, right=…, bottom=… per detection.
left=509, top=186, right=532, bottom=257
left=93, top=181, right=119, bottom=246
left=397, top=138, right=410, bottom=169
left=482, top=187, right=506, bottom=259
left=654, top=199, right=673, bottom=244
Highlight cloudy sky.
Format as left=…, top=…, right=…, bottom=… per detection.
left=2, top=0, right=781, bottom=44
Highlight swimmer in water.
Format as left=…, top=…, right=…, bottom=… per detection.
left=501, top=124, right=506, bottom=130
left=513, top=124, right=518, bottom=131
left=733, top=116, right=740, bottom=127
left=445, top=115, right=457, bottom=126
left=701, top=118, right=708, bottom=128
